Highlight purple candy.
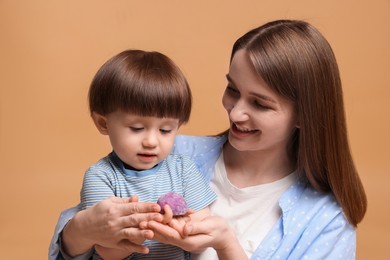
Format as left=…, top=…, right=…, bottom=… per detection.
left=157, top=192, right=188, bottom=216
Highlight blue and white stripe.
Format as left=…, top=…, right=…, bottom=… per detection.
left=81, top=152, right=217, bottom=259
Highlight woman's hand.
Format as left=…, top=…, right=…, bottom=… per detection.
left=144, top=215, right=248, bottom=259
left=158, top=204, right=194, bottom=238
left=61, top=196, right=163, bottom=257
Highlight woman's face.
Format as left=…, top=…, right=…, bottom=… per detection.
left=222, top=49, right=297, bottom=153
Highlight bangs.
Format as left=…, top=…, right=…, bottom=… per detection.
left=89, top=50, right=192, bottom=124
left=118, top=65, right=191, bottom=123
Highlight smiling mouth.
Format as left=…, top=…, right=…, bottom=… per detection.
left=232, top=123, right=258, bottom=133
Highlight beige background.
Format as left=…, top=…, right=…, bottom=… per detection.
left=0, top=0, right=389, bottom=259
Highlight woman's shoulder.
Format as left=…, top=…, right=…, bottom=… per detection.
left=172, top=135, right=227, bottom=181
left=174, top=134, right=227, bottom=152
left=259, top=179, right=355, bottom=260
left=172, top=134, right=226, bottom=158
left=281, top=178, right=343, bottom=216
left=279, top=177, right=352, bottom=233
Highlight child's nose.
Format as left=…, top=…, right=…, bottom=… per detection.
left=142, top=132, right=158, bottom=147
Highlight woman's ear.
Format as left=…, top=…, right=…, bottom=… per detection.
left=91, top=112, right=109, bottom=135
left=293, top=112, right=300, bottom=129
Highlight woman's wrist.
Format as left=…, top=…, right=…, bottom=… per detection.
left=215, top=228, right=248, bottom=260
left=61, top=210, right=95, bottom=257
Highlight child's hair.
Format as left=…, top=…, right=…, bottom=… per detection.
left=89, top=49, right=192, bottom=125
left=231, top=20, right=367, bottom=226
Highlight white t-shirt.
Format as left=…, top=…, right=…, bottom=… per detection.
left=193, top=153, right=297, bottom=259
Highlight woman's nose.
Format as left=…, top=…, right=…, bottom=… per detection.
left=229, top=100, right=249, bottom=122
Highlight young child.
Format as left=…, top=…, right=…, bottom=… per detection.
left=80, top=49, right=216, bottom=259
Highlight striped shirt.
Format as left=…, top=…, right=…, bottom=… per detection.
left=81, top=152, right=217, bottom=259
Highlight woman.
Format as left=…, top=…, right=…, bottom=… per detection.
left=50, top=20, right=366, bottom=260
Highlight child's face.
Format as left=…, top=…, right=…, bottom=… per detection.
left=103, top=110, right=180, bottom=170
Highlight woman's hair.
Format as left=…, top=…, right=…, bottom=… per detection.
left=89, top=49, right=192, bottom=124
left=231, top=20, right=366, bottom=227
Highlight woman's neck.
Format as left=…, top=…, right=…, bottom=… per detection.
left=222, top=142, right=295, bottom=188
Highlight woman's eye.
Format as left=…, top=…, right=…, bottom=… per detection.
left=254, top=100, right=270, bottom=110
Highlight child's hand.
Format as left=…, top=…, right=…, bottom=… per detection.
left=165, top=205, right=195, bottom=237
left=141, top=204, right=194, bottom=238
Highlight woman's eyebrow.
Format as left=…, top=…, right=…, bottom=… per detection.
left=226, top=74, right=276, bottom=103
left=226, top=74, right=235, bottom=85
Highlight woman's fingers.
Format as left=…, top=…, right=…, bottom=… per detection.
left=105, top=196, right=164, bottom=228
left=120, top=227, right=154, bottom=241
left=107, top=196, right=135, bottom=204
left=146, top=220, right=206, bottom=251
left=119, top=211, right=163, bottom=229
left=184, top=216, right=223, bottom=235
left=121, top=200, right=161, bottom=216
left=168, top=217, right=188, bottom=237
left=147, top=220, right=181, bottom=240
left=107, top=196, right=161, bottom=215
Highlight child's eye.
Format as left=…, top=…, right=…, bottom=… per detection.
left=160, top=129, right=172, bottom=134
left=130, top=127, right=144, bottom=132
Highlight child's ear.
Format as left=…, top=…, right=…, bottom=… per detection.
left=91, top=112, right=109, bottom=135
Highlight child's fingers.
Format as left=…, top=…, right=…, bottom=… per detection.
left=187, top=208, right=195, bottom=215
left=130, top=195, right=139, bottom=202
left=162, top=204, right=173, bottom=224
left=168, top=218, right=186, bottom=237
left=183, top=223, right=193, bottom=237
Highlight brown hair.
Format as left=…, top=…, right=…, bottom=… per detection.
left=89, top=49, right=192, bottom=124
left=231, top=20, right=366, bottom=227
